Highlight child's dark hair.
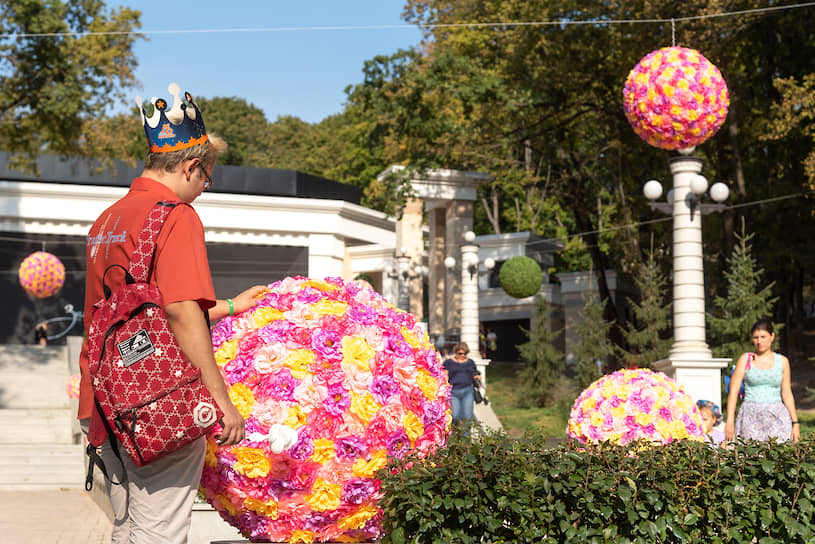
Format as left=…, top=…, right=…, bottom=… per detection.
left=750, top=318, right=774, bottom=335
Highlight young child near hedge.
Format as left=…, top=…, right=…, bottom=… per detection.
left=697, top=400, right=725, bottom=446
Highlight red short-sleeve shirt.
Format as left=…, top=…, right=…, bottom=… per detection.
left=77, top=177, right=216, bottom=419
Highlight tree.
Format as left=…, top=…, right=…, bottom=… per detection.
left=572, top=292, right=615, bottom=389
left=708, top=222, right=779, bottom=363
left=619, top=247, right=672, bottom=369
left=0, top=1, right=141, bottom=169
left=516, top=295, right=564, bottom=407
left=196, top=96, right=271, bottom=167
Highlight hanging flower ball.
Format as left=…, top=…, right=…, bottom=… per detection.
left=566, top=368, right=704, bottom=445
left=623, top=46, right=729, bottom=150
left=18, top=251, right=65, bottom=298
left=65, top=373, right=81, bottom=399
left=200, top=277, right=451, bottom=543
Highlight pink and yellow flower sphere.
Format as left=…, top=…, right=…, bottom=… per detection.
left=18, top=251, right=65, bottom=298
left=567, top=368, right=704, bottom=445
left=623, top=46, right=729, bottom=150
left=200, top=277, right=451, bottom=543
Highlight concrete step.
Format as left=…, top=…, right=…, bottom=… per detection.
left=0, top=444, right=86, bottom=490
left=0, top=409, right=74, bottom=444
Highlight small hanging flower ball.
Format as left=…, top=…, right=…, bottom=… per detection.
left=201, top=276, right=451, bottom=543
left=623, top=46, right=729, bottom=150
left=567, top=368, right=704, bottom=445
left=66, top=373, right=81, bottom=399
left=18, top=251, right=65, bottom=298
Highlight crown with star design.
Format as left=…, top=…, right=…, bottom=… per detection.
left=137, top=83, right=208, bottom=153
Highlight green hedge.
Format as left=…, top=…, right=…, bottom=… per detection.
left=379, top=429, right=815, bottom=543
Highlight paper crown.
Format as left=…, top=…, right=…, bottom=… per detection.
left=137, top=83, right=208, bottom=153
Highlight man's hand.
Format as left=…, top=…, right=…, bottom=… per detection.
left=216, top=402, right=245, bottom=446
left=165, top=300, right=245, bottom=444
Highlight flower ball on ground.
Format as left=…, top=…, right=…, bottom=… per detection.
left=18, top=251, right=65, bottom=298
left=201, top=277, right=452, bottom=543
left=623, top=46, right=729, bottom=150
left=567, top=368, right=704, bottom=445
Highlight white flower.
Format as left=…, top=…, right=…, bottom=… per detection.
left=247, top=424, right=298, bottom=454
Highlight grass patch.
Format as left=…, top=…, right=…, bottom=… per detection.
left=485, top=361, right=570, bottom=439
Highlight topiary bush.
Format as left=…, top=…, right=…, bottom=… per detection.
left=379, top=429, right=815, bottom=543
left=498, top=256, right=543, bottom=298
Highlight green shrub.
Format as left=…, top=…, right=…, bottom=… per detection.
left=379, top=429, right=815, bottom=543
left=499, top=256, right=543, bottom=298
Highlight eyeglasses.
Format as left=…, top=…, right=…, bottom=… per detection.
left=198, top=163, right=214, bottom=190
left=456, top=351, right=466, bottom=355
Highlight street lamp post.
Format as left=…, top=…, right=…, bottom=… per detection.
left=444, top=231, right=495, bottom=382
left=387, top=250, right=425, bottom=313
left=645, top=154, right=731, bottom=404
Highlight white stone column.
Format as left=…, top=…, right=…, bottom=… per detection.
left=460, top=243, right=490, bottom=382
left=668, top=156, right=711, bottom=359
left=307, top=233, right=345, bottom=279
left=653, top=155, right=728, bottom=404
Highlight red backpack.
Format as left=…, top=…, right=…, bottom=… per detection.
left=85, top=201, right=222, bottom=484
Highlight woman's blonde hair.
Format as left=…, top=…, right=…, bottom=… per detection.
left=453, top=342, right=469, bottom=355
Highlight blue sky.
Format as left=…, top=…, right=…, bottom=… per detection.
left=118, top=1, right=424, bottom=123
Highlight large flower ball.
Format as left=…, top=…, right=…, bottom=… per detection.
left=623, top=46, right=729, bottom=150
left=567, top=369, right=704, bottom=445
left=18, top=251, right=65, bottom=298
left=201, top=277, right=452, bottom=543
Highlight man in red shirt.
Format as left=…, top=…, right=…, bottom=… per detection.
left=79, top=84, right=263, bottom=543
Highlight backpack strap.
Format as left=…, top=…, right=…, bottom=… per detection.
left=128, top=201, right=184, bottom=283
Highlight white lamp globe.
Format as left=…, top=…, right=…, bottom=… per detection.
left=444, top=256, right=456, bottom=269
left=710, top=182, right=730, bottom=203
left=484, top=257, right=496, bottom=270
left=666, top=190, right=675, bottom=204
left=463, top=231, right=476, bottom=243
left=689, top=174, right=709, bottom=195
left=643, top=180, right=663, bottom=201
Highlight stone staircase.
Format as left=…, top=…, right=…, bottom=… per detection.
left=0, top=342, right=86, bottom=490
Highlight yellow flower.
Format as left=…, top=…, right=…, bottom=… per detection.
left=337, top=505, right=380, bottom=530
left=341, top=336, right=375, bottom=372
left=352, top=450, right=387, bottom=478
left=252, top=306, right=283, bottom=328
left=590, top=411, right=605, bottom=427
left=289, top=529, right=316, bottom=543
left=663, top=85, right=675, bottom=97
left=244, top=497, right=278, bottom=519
left=285, top=405, right=306, bottom=428
left=310, top=438, right=335, bottom=465
left=415, top=370, right=438, bottom=400
left=401, top=326, right=422, bottom=350
left=350, top=392, right=381, bottom=425
left=611, top=404, right=627, bottom=420
left=635, top=412, right=655, bottom=427
left=214, top=340, right=238, bottom=367
left=306, top=478, right=342, bottom=512
left=228, top=383, right=255, bottom=419
left=232, top=447, right=270, bottom=478
left=216, top=493, right=238, bottom=516
left=284, top=349, right=315, bottom=379
left=302, top=279, right=337, bottom=292
left=311, top=300, right=348, bottom=317
left=205, top=438, right=218, bottom=468
left=404, top=411, right=424, bottom=444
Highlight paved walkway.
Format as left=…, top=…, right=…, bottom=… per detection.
left=0, top=488, right=112, bottom=543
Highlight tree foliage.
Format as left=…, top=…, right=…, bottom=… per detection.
left=620, top=249, right=672, bottom=368
left=572, top=292, right=615, bottom=389
left=0, top=0, right=141, bottom=169
left=708, top=222, right=779, bottom=362
left=516, top=295, right=564, bottom=407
